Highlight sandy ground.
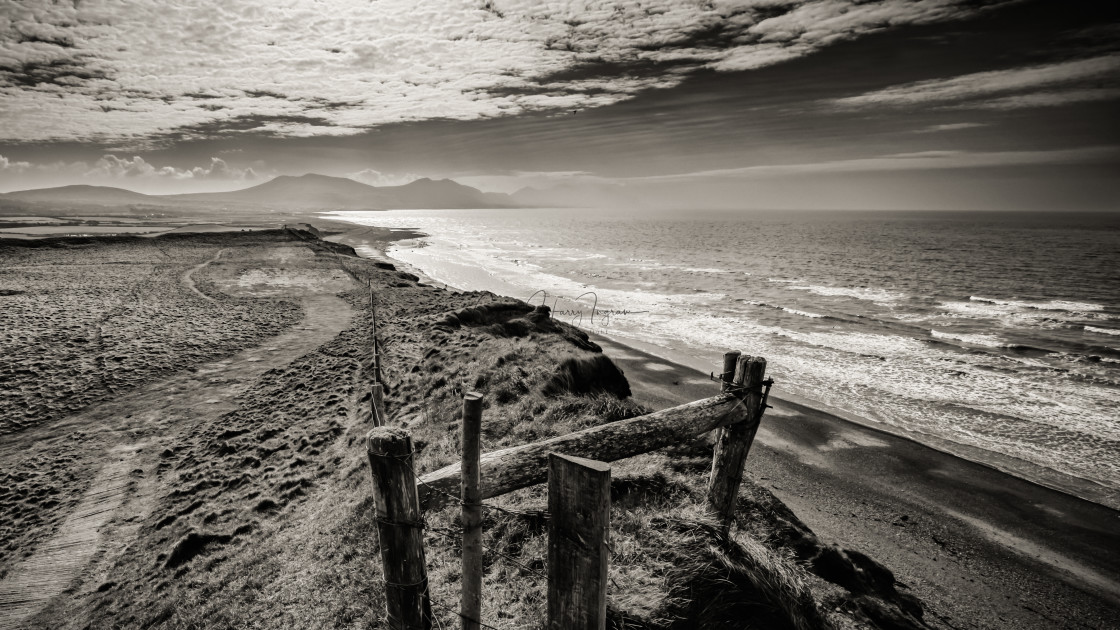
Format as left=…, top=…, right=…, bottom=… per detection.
left=0, top=236, right=302, bottom=436
left=591, top=333, right=1120, bottom=630
left=0, top=230, right=356, bottom=627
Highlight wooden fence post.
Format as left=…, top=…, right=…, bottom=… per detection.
left=371, top=382, right=387, bottom=427
left=548, top=453, right=610, bottom=630
left=371, top=291, right=383, bottom=386
left=707, top=355, right=768, bottom=532
left=356, top=383, right=374, bottom=426
left=720, top=350, right=741, bottom=393
left=368, top=280, right=387, bottom=426
left=460, top=393, right=484, bottom=630
left=367, top=427, right=432, bottom=630
left=374, top=337, right=384, bottom=386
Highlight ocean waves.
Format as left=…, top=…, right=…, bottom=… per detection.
left=937, top=296, right=1117, bottom=331
left=1085, top=325, right=1120, bottom=337
left=325, top=207, right=1120, bottom=504
left=929, top=329, right=1007, bottom=347
left=744, top=300, right=830, bottom=319
left=970, top=295, right=1106, bottom=314
left=790, top=284, right=907, bottom=304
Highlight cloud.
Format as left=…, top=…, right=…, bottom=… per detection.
left=87, top=155, right=259, bottom=181
left=0, top=153, right=267, bottom=193
left=0, top=154, right=31, bottom=172
left=629, top=146, right=1120, bottom=181
left=0, top=0, right=1016, bottom=143
left=833, top=54, right=1120, bottom=109
left=709, top=0, right=997, bottom=72
left=915, top=122, right=987, bottom=133
left=453, top=170, right=613, bottom=194
left=347, top=168, right=422, bottom=187
left=964, top=88, right=1120, bottom=110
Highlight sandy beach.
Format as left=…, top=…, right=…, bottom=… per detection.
left=329, top=221, right=1120, bottom=629
left=592, top=333, right=1120, bottom=629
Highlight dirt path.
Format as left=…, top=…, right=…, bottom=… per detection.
left=0, top=293, right=354, bottom=628
left=0, top=446, right=138, bottom=627
left=179, top=248, right=225, bottom=302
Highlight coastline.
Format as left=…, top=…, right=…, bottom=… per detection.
left=583, top=324, right=1120, bottom=513
left=589, top=333, right=1120, bottom=608
left=321, top=217, right=1119, bottom=513
left=3, top=224, right=1115, bottom=628
left=324, top=218, right=1120, bottom=622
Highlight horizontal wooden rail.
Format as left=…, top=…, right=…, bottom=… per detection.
left=418, top=392, right=750, bottom=509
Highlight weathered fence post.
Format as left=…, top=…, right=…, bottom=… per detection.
left=548, top=453, right=610, bottom=630
left=356, top=384, right=374, bottom=426
left=374, top=336, right=384, bottom=386
left=367, top=427, right=432, bottom=630
left=720, top=350, right=741, bottom=393
left=368, top=280, right=387, bottom=426
left=371, top=382, right=387, bottom=427
left=707, top=355, right=768, bottom=532
left=460, top=393, right=484, bottom=630
left=371, top=293, right=383, bottom=386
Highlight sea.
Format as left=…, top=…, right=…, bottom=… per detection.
left=325, top=208, right=1120, bottom=509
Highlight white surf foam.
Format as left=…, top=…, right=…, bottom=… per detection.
left=790, top=284, right=907, bottom=304
left=930, top=329, right=1007, bottom=348
left=783, top=307, right=826, bottom=319
left=970, top=295, right=1106, bottom=314
left=1085, top=325, right=1120, bottom=337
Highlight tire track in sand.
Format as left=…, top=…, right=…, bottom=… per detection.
left=0, top=446, right=137, bottom=627
left=179, top=248, right=226, bottom=302
left=0, top=293, right=354, bottom=629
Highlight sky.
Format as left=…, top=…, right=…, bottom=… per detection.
left=0, top=0, right=1118, bottom=210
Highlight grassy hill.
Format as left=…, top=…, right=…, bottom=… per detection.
left=3, top=231, right=928, bottom=629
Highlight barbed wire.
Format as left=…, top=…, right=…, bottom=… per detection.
left=364, top=302, right=770, bottom=628
left=426, top=523, right=548, bottom=580
left=374, top=523, right=543, bottom=630
left=427, top=594, right=503, bottom=630
left=374, top=451, right=547, bottom=630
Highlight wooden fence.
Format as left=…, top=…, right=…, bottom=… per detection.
left=361, top=297, right=772, bottom=629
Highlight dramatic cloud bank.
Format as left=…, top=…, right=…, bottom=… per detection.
left=0, top=0, right=1013, bottom=143
left=629, top=146, right=1120, bottom=181
left=834, top=54, right=1120, bottom=110
left=86, top=155, right=259, bottom=181
left=0, top=154, right=265, bottom=193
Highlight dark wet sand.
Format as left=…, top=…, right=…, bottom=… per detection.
left=591, top=332, right=1120, bottom=630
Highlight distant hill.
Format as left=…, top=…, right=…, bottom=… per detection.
left=510, top=182, right=636, bottom=208
left=170, top=174, right=515, bottom=209
left=378, top=177, right=515, bottom=209
left=1, top=174, right=518, bottom=211
left=1, top=185, right=156, bottom=205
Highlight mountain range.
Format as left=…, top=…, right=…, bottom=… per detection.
left=0, top=174, right=522, bottom=210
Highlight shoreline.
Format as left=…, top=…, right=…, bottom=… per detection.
left=320, top=218, right=1119, bottom=514
left=588, top=332, right=1120, bottom=603
left=323, top=219, right=1120, bottom=618
left=585, top=327, right=1120, bottom=512
left=5, top=224, right=1118, bottom=628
